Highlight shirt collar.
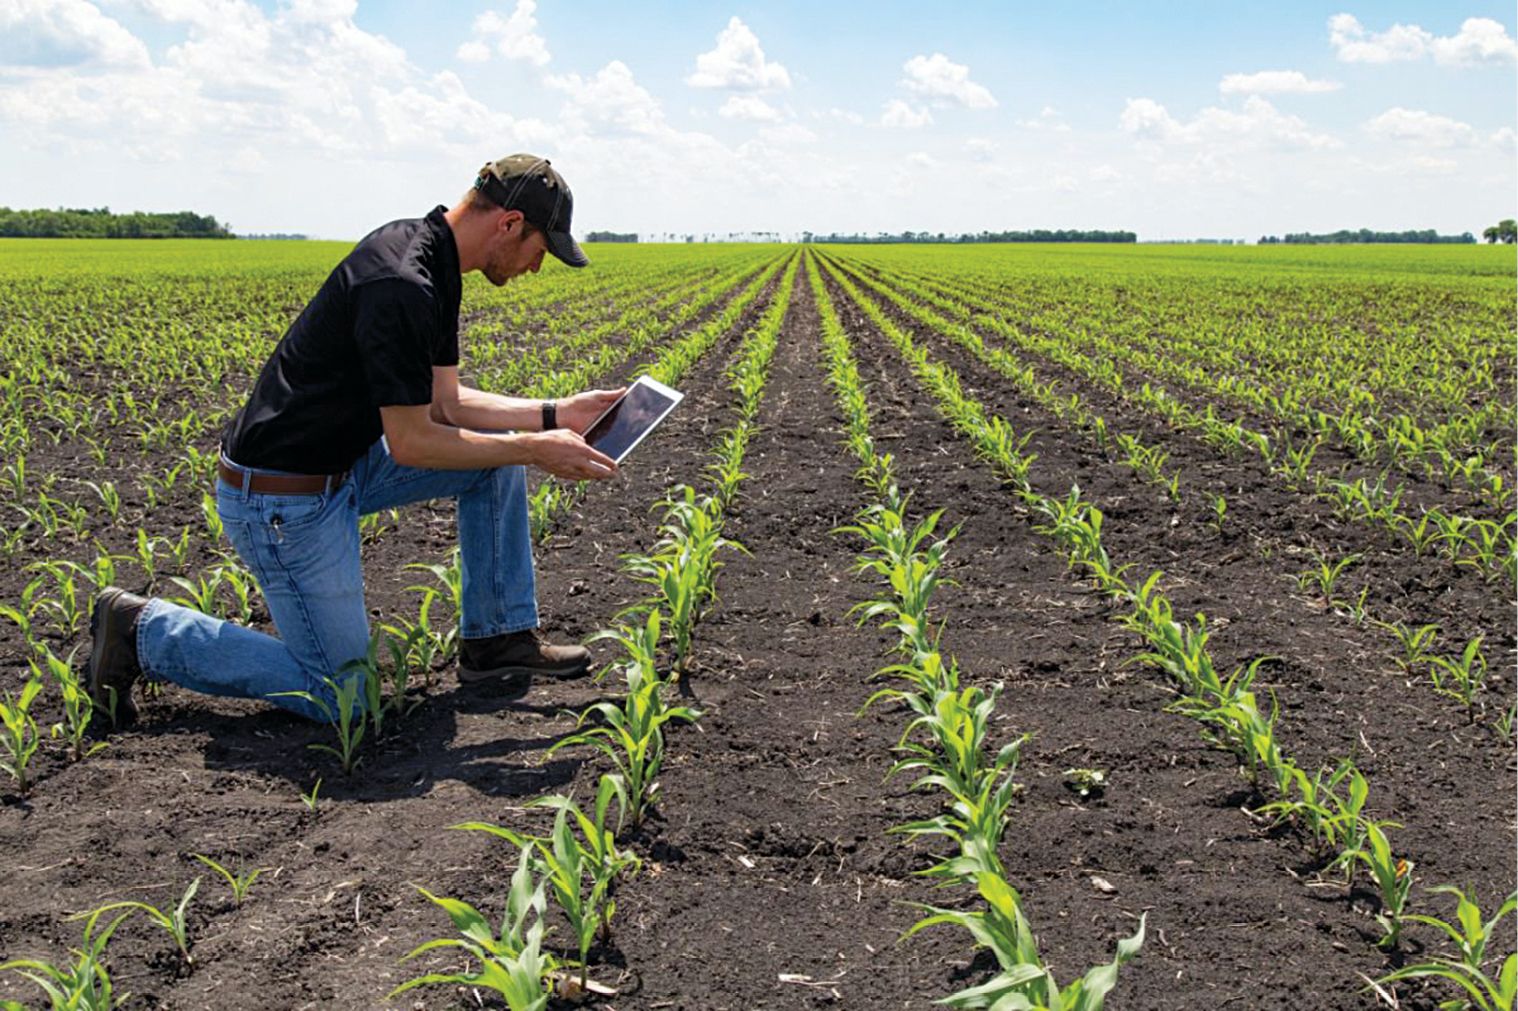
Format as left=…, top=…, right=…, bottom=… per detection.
left=425, top=205, right=460, bottom=285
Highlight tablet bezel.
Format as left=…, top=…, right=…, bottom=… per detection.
left=581, top=374, right=685, bottom=464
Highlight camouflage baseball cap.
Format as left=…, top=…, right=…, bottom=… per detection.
left=473, top=154, right=588, bottom=268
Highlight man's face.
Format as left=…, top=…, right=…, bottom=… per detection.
left=482, top=214, right=548, bottom=286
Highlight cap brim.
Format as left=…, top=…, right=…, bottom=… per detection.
left=546, top=230, right=588, bottom=268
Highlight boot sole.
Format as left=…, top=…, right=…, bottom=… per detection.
left=457, top=660, right=590, bottom=687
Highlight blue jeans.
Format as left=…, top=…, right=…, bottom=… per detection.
left=135, top=439, right=540, bottom=721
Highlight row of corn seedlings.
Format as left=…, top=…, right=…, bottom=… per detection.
left=819, top=255, right=1517, bottom=1010
left=824, top=254, right=1510, bottom=724
left=810, top=252, right=1146, bottom=1010
left=822, top=253, right=1184, bottom=503
left=391, top=254, right=800, bottom=1007
left=848, top=255, right=1516, bottom=580
left=851, top=251, right=1514, bottom=513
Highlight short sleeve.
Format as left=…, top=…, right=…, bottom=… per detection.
left=353, top=279, right=437, bottom=408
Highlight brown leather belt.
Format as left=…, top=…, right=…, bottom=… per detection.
left=217, top=459, right=348, bottom=496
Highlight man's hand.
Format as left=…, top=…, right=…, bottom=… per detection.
left=530, top=429, right=618, bottom=480
left=557, top=388, right=626, bottom=434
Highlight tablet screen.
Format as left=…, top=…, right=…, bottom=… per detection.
left=583, top=379, right=680, bottom=462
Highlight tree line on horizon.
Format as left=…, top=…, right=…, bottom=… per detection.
left=804, top=229, right=1137, bottom=244
left=1257, top=228, right=1478, bottom=245
left=0, top=207, right=232, bottom=239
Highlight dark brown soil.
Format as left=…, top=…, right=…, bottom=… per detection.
left=0, top=254, right=1512, bottom=1011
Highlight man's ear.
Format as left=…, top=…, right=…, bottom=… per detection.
left=497, top=208, right=527, bottom=236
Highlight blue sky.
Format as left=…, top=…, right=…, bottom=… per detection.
left=1, top=1, right=1513, bottom=240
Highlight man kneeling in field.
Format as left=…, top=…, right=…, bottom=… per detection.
left=85, top=155, right=622, bottom=725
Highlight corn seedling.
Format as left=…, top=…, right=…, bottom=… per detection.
left=390, top=844, right=559, bottom=1009
left=1340, top=819, right=1413, bottom=948
left=33, top=646, right=106, bottom=763
left=1427, top=636, right=1489, bottom=720
left=270, top=673, right=367, bottom=774
left=191, top=854, right=263, bottom=906
left=552, top=611, right=700, bottom=828
left=1374, top=887, right=1516, bottom=1011
left=1208, top=494, right=1227, bottom=533
left=0, top=910, right=132, bottom=1011
left=455, top=778, right=639, bottom=991
left=300, top=778, right=322, bottom=814
left=78, top=877, right=201, bottom=967
left=905, top=868, right=1146, bottom=1011
left=0, top=677, right=42, bottom=794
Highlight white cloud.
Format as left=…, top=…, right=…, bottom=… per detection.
left=965, top=137, right=997, bottom=161
left=758, top=122, right=815, bottom=145
left=1016, top=105, right=1070, bottom=131
left=456, top=39, right=491, bottom=63
left=1121, top=95, right=1339, bottom=150
left=1491, top=126, right=1517, bottom=151
left=1219, top=70, right=1341, bottom=94
left=881, top=99, right=932, bottom=128
left=820, top=106, right=863, bottom=125
left=1363, top=107, right=1478, bottom=147
left=0, top=0, right=151, bottom=68
left=687, top=16, right=790, bottom=91
left=548, top=60, right=664, bottom=136
left=1052, top=174, right=1078, bottom=192
left=907, top=151, right=939, bottom=169
left=463, top=1, right=551, bottom=67
left=1329, top=13, right=1516, bottom=66
left=1089, top=164, right=1121, bottom=182
left=901, top=52, right=996, bottom=109
left=719, top=94, right=782, bottom=122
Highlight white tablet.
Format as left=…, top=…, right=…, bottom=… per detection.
left=582, top=375, right=684, bottom=464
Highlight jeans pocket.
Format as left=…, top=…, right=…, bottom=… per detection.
left=258, top=492, right=331, bottom=533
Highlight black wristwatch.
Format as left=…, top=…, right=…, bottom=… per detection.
left=541, top=400, right=558, bottom=431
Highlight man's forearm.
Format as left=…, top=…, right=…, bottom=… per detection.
left=448, top=385, right=546, bottom=432
left=390, top=421, right=540, bottom=470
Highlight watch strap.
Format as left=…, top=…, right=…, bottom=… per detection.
left=542, top=400, right=558, bottom=430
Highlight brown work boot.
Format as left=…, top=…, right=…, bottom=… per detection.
left=458, top=628, right=591, bottom=690
left=87, top=587, right=150, bottom=727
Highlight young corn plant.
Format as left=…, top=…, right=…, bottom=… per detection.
left=390, top=844, right=559, bottom=1009
left=270, top=674, right=367, bottom=774
left=905, top=868, right=1146, bottom=1011
left=0, top=910, right=133, bottom=1011
left=191, top=854, right=264, bottom=906
left=0, top=677, right=43, bottom=795
left=1427, top=636, right=1489, bottom=721
left=78, top=877, right=201, bottom=968
left=455, top=780, right=640, bottom=993
left=619, top=486, right=741, bottom=675
left=1340, top=819, right=1413, bottom=949
left=552, top=611, right=700, bottom=828
left=1375, top=887, right=1517, bottom=1011
left=33, top=646, right=106, bottom=763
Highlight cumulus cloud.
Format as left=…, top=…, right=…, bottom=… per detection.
left=459, top=0, right=551, bottom=66
left=1363, top=107, right=1478, bottom=147
left=881, top=99, right=932, bottom=128
left=1329, top=13, right=1517, bottom=66
left=687, top=17, right=790, bottom=91
left=900, top=52, right=996, bottom=109
left=1120, top=95, right=1339, bottom=149
left=0, top=0, right=535, bottom=156
left=548, top=60, right=665, bottom=136
left=1088, top=164, right=1121, bottom=182
left=1016, top=105, right=1070, bottom=131
left=0, top=0, right=151, bottom=68
left=719, top=94, right=782, bottom=122
left=1219, top=70, right=1341, bottom=94
left=965, top=137, right=997, bottom=161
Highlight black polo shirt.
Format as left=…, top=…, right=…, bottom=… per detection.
left=222, top=206, right=462, bottom=474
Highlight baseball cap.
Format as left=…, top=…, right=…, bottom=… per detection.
left=473, top=154, right=588, bottom=268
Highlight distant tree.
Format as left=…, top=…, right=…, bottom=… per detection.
left=1488, top=218, right=1518, bottom=244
